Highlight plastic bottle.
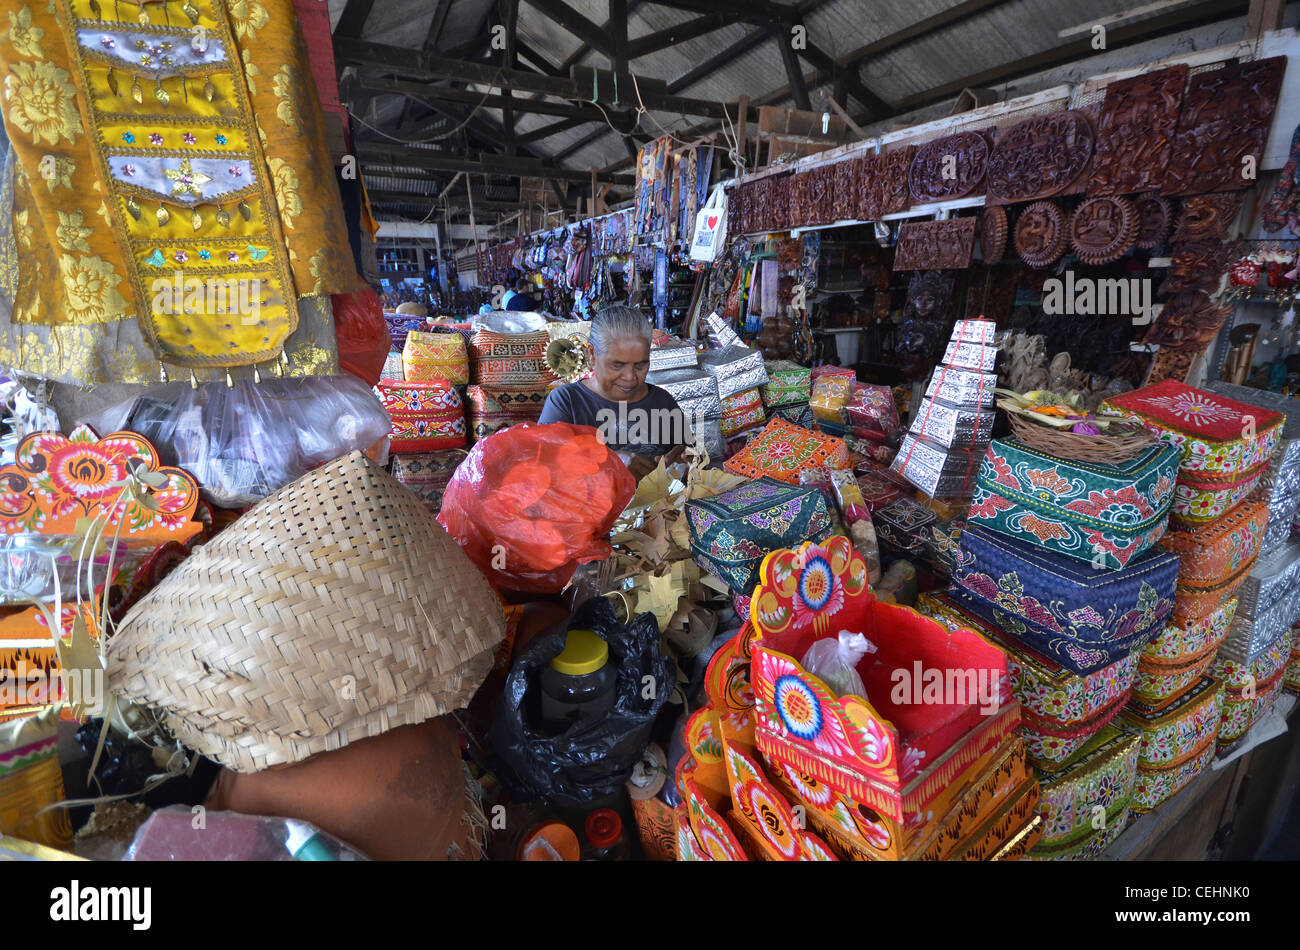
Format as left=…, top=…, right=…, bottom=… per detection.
left=284, top=819, right=339, bottom=861
left=582, top=808, right=631, bottom=861
left=539, top=629, right=617, bottom=732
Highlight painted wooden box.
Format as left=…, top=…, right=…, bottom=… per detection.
left=1100, top=381, right=1283, bottom=525
left=968, top=437, right=1179, bottom=570
left=950, top=525, right=1179, bottom=676
left=1160, top=493, right=1267, bottom=619
left=1212, top=625, right=1294, bottom=749
left=377, top=380, right=467, bottom=452
left=1026, top=726, right=1140, bottom=861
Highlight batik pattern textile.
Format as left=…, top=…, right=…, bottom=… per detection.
left=1027, top=726, right=1140, bottom=855
left=969, top=437, right=1179, bottom=571
left=376, top=380, right=466, bottom=452
left=403, top=330, right=469, bottom=385
left=722, top=417, right=850, bottom=485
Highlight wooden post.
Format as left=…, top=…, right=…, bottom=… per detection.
left=736, top=95, right=749, bottom=173
left=1246, top=0, right=1285, bottom=41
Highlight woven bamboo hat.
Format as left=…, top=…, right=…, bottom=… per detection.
left=106, top=451, right=504, bottom=773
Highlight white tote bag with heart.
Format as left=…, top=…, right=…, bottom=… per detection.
left=689, top=184, right=728, bottom=263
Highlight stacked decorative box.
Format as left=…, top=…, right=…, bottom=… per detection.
left=1101, top=382, right=1284, bottom=790
left=466, top=325, right=553, bottom=441
left=646, top=366, right=725, bottom=461
left=700, top=346, right=770, bottom=450
left=892, top=319, right=999, bottom=500
left=1285, top=620, right=1300, bottom=696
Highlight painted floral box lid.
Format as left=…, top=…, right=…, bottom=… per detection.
left=1159, top=491, right=1268, bottom=588
left=1033, top=726, right=1141, bottom=849
left=1131, top=736, right=1216, bottom=814
left=950, top=525, right=1179, bottom=676
left=970, top=437, right=1179, bottom=571
left=1142, top=598, right=1237, bottom=666
left=1205, top=381, right=1300, bottom=483
left=1119, top=675, right=1225, bottom=769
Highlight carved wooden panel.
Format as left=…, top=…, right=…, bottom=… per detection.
left=1069, top=196, right=1138, bottom=265
left=1161, top=56, right=1287, bottom=196
left=809, top=164, right=837, bottom=226
left=892, top=217, right=978, bottom=271
left=729, top=182, right=748, bottom=236
left=833, top=159, right=859, bottom=221
left=1159, top=241, right=1233, bottom=295
left=1143, top=291, right=1232, bottom=385
left=980, top=206, right=1008, bottom=264
left=875, top=145, right=916, bottom=217
left=1014, top=201, right=1068, bottom=268
left=987, top=111, right=1095, bottom=204
left=1088, top=65, right=1188, bottom=196
left=1135, top=194, right=1174, bottom=249
left=1172, top=192, right=1244, bottom=243
left=856, top=153, right=880, bottom=221
left=908, top=132, right=990, bottom=204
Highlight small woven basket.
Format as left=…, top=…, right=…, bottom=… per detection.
left=1007, top=412, right=1157, bottom=464
left=106, top=451, right=505, bottom=773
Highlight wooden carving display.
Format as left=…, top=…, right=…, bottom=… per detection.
left=811, top=164, right=837, bottom=226
left=892, top=217, right=977, bottom=271
left=1068, top=195, right=1138, bottom=265
left=856, top=153, right=880, bottom=222
left=987, top=112, right=1095, bottom=204
left=1172, top=192, right=1244, bottom=243
left=1142, top=292, right=1232, bottom=385
left=1088, top=65, right=1188, bottom=195
left=1159, top=241, right=1232, bottom=295
left=875, top=146, right=917, bottom=217
left=1134, top=194, right=1174, bottom=249
left=980, top=206, right=1008, bottom=263
left=833, top=160, right=859, bottom=222
left=909, top=132, right=990, bottom=204
left=768, top=173, right=790, bottom=231
left=1014, top=201, right=1068, bottom=268
left=1161, top=56, right=1287, bottom=196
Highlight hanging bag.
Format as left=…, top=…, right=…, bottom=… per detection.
left=689, top=183, right=729, bottom=263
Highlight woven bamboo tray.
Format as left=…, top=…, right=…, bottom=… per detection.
left=1007, top=412, right=1157, bottom=464
left=106, top=451, right=506, bottom=773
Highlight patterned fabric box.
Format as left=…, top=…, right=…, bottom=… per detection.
left=699, top=346, right=769, bottom=399
left=856, top=471, right=904, bottom=512
left=1212, top=627, right=1294, bottom=748
left=471, top=328, right=557, bottom=389
left=919, top=591, right=1139, bottom=769
left=909, top=397, right=994, bottom=450
left=720, top=388, right=766, bottom=438
left=1131, top=646, right=1222, bottom=713
left=650, top=339, right=699, bottom=372
left=465, top=385, right=546, bottom=443
left=385, top=314, right=426, bottom=352
left=951, top=526, right=1179, bottom=676
left=761, top=361, right=811, bottom=408
left=647, top=368, right=723, bottom=421
left=686, top=478, right=833, bottom=594
left=810, top=374, right=853, bottom=423
left=1137, top=598, right=1235, bottom=668
left=769, top=402, right=814, bottom=429
left=1027, top=726, right=1140, bottom=857
left=874, top=497, right=937, bottom=554
left=1100, top=382, right=1283, bottom=525
left=1130, top=730, right=1217, bottom=814
left=923, top=517, right=966, bottom=575
left=845, top=384, right=900, bottom=440
left=375, top=380, right=467, bottom=452
left=381, top=351, right=405, bottom=381
left=926, top=366, right=997, bottom=409
left=723, top=418, right=850, bottom=485
left=969, top=438, right=1179, bottom=571
left=1232, top=538, right=1300, bottom=622
left=1121, top=676, right=1224, bottom=769
left=403, top=330, right=470, bottom=385
left=892, top=432, right=980, bottom=499
left=391, top=450, right=467, bottom=513
left=1284, top=628, right=1300, bottom=695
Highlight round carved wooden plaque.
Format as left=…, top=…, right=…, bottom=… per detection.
left=1014, top=201, right=1068, bottom=268
left=908, top=132, right=990, bottom=204
left=987, top=112, right=1095, bottom=203
left=1068, top=196, right=1138, bottom=265
left=980, top=206, right=1008, bottom=264
left=1134, top=194, right=1173, bottom=249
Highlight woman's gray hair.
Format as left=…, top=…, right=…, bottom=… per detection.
left=590, top=305, right=652, bottom=356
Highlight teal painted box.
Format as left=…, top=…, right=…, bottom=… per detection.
left=686, top=477, right=833, bottom=594
left=967, top=437, right=1180, bottom=571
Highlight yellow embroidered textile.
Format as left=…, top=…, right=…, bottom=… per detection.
left=0, top=0, right=356, bottom=372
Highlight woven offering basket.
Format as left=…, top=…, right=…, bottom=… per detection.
left=106, top=451, right=505, bottom=774
left=1007, top=412, right=1157, bottom=464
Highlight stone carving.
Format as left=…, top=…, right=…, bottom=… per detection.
left=980, top=206, right=1008, bottom=264
left=1161, top=56, right=1287, bottom=195
left=875, top=145, right=917, bottom=217
left=892, top=217, right=978, bottom=271
left=1014, top=201, right=1069, bottom=268
left=909, top=132, right=990, bottom=204
left=1068, top=195, right=1138, bottom=265
left=987, top=111, right=1095, bottom=203
left=1159, top=241, right=1233, bottom=295
left=1134, top=194, right=1174, bottom=249
left=1088, top=65, right=1188, bottom=195
left=1172, top=192, right=1244, bottom=243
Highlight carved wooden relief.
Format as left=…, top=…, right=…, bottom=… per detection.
left=892, top=217, right=978, bottom=270
left=729, top=182, right=748, bottom=236
left=1159, top=241, right=1233, bottom=295
left=987, top=112, right=1095, bottom=204
left=1069, top=196, right=1138, bottom=265
left=856, top=153, right=880, bottom=221
left=980, top=206, right=1008, bottom=263
left=1014, top=201, right=1069, bottom=268
left=1135, top=194, right=1174, bottom=249
left=875, top=145, right=917, bottom=217
left=909, top=132, right=990, bottom=204
left=1172, top=192, right=1244, bottom=242
left=814, top=164, right=840, bottom=226
left=1142, top=291, right=1232, bottom=385
left=1088, top=65, right=1188, bottom=196
left=1161, top=56, right=1287, bottom=196
left=833, top=159, right=859, bottom=221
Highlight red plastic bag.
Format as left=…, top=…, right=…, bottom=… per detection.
left=333, top=281, right=389, bottom=386
left=438, top=422, right=636, bottom=593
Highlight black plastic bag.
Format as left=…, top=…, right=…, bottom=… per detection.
left=489, top=597, right=674, bottom=806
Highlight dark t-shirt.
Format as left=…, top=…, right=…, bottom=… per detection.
left=538, top=382, right=690, bottom=458
left=504, top=292, right=540, bottom=311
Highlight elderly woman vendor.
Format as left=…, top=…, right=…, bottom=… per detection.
left=538, top=305, right=691, bottom=480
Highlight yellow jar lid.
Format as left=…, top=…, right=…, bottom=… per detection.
left=549, top=629, right=608, bottom=676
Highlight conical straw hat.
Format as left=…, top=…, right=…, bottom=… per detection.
left=106, top=451, right=504, bottom=773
